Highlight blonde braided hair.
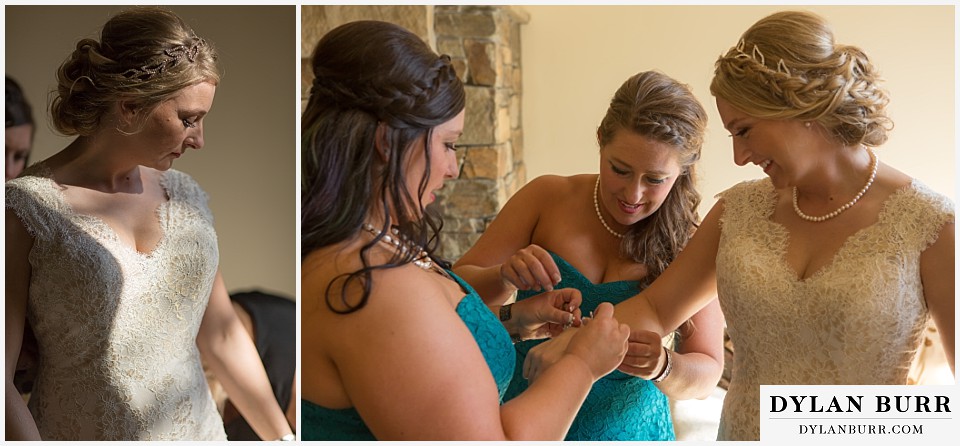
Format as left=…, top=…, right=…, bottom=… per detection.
left=710, top=10, right=892, bottom=147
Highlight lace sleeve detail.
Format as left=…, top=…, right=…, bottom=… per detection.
left=715, top=179, right=775, bottom=231
left=5, top=177, right=63, bottom=241
left=886, top=180, right=955, bottom=253
left=162, top=169, right=214, bottom=225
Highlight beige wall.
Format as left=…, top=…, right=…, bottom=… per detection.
left=520, top=5, right=955, bottom=217
left=5, top=5, right=297, bottom=298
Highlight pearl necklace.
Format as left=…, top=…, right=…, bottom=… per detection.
left=792, top=148, right=878, bottom=222
left=361, top=223, right=434, bottom=270
left=593, top=176, right=624, bottom=238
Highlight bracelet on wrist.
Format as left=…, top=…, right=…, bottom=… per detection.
left=650, top=346, right=672, bottom=383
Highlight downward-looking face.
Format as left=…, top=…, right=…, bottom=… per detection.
left=127, top=81, right=216, bottom=171
left=598, top=129, right=683, bottom=230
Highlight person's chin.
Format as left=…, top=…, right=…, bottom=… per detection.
left=769, top=175, right=789, bottom=190
left=154, top=160, right=176, bottom=171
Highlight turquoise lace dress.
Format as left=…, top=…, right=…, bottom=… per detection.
left=503, top=252, right=675, bottom=441
left=302, top=271, right=515, bottom=440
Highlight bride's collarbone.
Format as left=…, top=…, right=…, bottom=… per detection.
left=60, top=182, right=169, bottom=254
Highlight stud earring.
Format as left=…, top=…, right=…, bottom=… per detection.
left=804, top=121, right=812, bottom=128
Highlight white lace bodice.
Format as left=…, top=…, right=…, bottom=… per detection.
left=714, top=178, right=954, bottom=441
left=5, top=167, right=226, bottom=440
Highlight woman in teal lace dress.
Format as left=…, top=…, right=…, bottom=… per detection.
left=455, top=71, right=725, bottom=440
left=300, top=20, right=632, bottom=440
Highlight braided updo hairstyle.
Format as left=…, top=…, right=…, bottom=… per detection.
left=710, top=10, right=892, bottom=147
left=597, top=71, right=707, bottom=290
left=51, top=7, right=219, bottom=136
left=301, top=20, right=465, bottom=313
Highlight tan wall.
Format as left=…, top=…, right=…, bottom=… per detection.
left=5, top=5, right=297, bottom=299
left=520, top=5, right=955, bottom=216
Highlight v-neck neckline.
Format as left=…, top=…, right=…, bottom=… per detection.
left=36, top=164, right=173, bottom=258
left=764, top=179, right=915, bottom=283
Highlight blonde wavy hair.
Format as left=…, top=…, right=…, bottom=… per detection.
left=710, top=10, right=892, bottom=147
left=51, top=7, right=220, bottom=136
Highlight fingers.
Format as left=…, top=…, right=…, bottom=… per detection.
left=524, top=345, right=546, bottom=382
left=539, top=305, right=576, bottom=327
left=627, top=328, right=661, bottom=345
left=553, top=288, right=582, bottom=327
left=529, top=245, right=562, bottom=285
left=553, top=287, right=582, bottom=311
left=548, top=288, right=581, bottom=322
left=618, top=322, right=631, bottom=345
left=616, top=362, right=645, bottom=376
left=500, top=244, right=562, bottom=291
left=500, top=262, right=529, bottom=289
left=592, top=301, right=615, bottom=319
left=620, top=330, right=664, bottom=378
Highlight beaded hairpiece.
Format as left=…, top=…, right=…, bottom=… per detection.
left=122, top=38, right=206, bottom=80
left=731, top=38, right=790, bottom=75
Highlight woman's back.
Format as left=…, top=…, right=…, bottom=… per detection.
left=300, top=244, right=515, bottom=440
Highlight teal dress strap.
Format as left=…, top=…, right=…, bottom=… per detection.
left=302, top=270, right=515, bottom=440
left=503, top=251, right=675, bottom=441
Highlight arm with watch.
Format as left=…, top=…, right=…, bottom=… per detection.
left=491, top=288, right=583, bottom=344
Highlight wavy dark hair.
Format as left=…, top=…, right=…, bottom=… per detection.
left=597, top=71, right=706, bottom=290
left=301, top=20, right=465, bottom=314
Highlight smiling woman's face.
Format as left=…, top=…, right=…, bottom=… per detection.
left=598, top=129, right=682, bottom=230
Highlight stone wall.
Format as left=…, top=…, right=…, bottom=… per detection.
left=301, top=5, right=528, bottom=261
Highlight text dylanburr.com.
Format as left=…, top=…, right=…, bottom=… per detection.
left=760, top=385, right=957, bottom=444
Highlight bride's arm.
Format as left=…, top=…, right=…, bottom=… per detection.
left=614, top=200, right=724, bottom=335
left=197, top=269, right=293, bottom=440
left=5, top=211, right=41, bottom=440
left=921, top=221, right=955, bottom=374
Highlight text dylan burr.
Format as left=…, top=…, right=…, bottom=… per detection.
left=770, top=395, right=951, bottom=413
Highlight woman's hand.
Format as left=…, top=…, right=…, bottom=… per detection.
left=616, top=329, right=667, bottom=379
left=524, top=302, right=629, bottom=382
left=499, top=244, right=561, bottom=292
left=509, top=288, right=582, bottom=340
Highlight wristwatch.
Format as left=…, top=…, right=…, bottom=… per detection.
left=499, top=303, right=513, bottom=321
left=499, top=304, right=522, bottom=343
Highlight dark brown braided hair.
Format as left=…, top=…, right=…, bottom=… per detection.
left=301, top=20, right=465, bottom=314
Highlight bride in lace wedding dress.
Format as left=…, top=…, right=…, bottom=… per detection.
left=4, top=8, right=293, bottom=441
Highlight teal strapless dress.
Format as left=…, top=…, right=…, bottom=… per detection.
left=503, top=252, right=675, bottom=441
left=302, top=271, right=515, bottom=440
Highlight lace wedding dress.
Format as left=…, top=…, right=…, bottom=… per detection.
left=6, top=166, right=226, bottom=440
left=714, top=178, right=954, bottom=440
